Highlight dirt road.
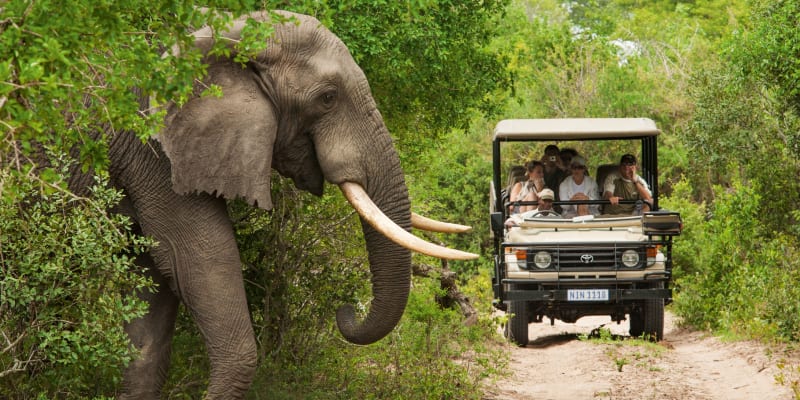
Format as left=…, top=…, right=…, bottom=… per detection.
left=484, top=312, right=797, bottom=400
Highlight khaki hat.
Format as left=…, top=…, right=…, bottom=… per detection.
left=538, top=188, right=555, bottom=201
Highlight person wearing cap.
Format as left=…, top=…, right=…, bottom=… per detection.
left=504, top=188, right=558, bottom=227
left=531, top=188, right=555, bottom=213
left=602, top=153, right=652, bottom=215
left=559, top=155, right=600, bottom=218
left=520, top=188, right=557, bottom=218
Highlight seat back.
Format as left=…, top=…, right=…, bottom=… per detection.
left=595, top=164, right=618, bottom=193
left=504, top=165, right=527, bottom=201
left=594, top=164, right=618, bottom=214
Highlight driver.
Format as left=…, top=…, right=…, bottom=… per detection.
left=530, top=188, right=556, bottom=214
left=505, top=189, right=558, bottom=227
left=527, top=188, right=555, bottom=215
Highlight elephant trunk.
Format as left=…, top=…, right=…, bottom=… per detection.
left=335, top=146, right=412, bottom=345
left=335, top=220, right=411, bottom=345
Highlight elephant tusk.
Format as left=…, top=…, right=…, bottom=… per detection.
left=339, top=182, right=479, bottom=261
left=411, top=212, right=473, bottom=233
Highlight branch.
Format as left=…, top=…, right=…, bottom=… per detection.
left=0, top=352, right=40, bottom=378
left=1, top=330, right=26, bottom=354
left=0, top=332, right=39, bottom=378
left=412, top=262, right=477, bottom=326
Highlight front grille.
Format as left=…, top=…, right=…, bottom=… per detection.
left=526, top=244, right=645, bottom=270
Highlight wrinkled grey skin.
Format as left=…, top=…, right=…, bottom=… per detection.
left=98, top=11, right=412, bottom=399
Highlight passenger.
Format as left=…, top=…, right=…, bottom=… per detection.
left=558, top=156, right=600, bottom=218
left=602, top=154, right=652, bottom=215
left=510, top=160, right=546, bottom=213
left=559, top=148, right=579, bottom=173
left=542, top=144, right=567, bottom=190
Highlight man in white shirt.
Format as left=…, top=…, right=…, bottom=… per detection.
left=559, top=156, right=600, bottom=218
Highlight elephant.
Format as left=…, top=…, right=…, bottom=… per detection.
left=77, top=9, right=477, bottom=399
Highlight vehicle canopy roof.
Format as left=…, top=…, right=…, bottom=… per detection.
left=493, top=118, right=660, bottom=141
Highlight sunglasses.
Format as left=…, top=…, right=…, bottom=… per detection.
left=571, top=165, right=586, bottom=169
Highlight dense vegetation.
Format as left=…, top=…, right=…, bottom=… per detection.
left=2, top=0, right=799, bottom=398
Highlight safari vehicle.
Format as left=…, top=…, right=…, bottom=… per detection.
left=489, top=118, right=681, bottom=346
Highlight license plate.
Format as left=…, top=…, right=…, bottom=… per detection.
left=567, top=289, right=609, bottom=301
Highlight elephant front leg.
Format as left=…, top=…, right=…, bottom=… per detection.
left=120, top=253, right=180, bottom=400
left=180, top=249, right=259, bottom=399
left=144, top=196, right=258, bottom=399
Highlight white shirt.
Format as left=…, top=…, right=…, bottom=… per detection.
left=559, top=175, right=600, bottom=218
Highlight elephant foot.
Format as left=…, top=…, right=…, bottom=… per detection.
left=119, top=387, right=162, bottom=400
left=204, top=349, right=258, bottom=399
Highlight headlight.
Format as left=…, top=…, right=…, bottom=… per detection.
left=533, top=251, right=552, bottom=269
left=621, top=249, right=640, bottom=267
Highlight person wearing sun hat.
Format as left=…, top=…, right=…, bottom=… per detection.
left=505, top=188, right=559, bottom=226
left=602, top=153, right=652, bottom=215
left=520, top=188, right=556, bottom=218
left=536, top=188, right=555, bottom=204
left=559, top=155, right=600, bottom=218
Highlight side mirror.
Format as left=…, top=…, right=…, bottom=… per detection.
left=490, top=212, right=505, bottom=235
left=643, top=211, right=682, bottom=236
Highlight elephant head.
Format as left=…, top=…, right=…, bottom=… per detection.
left=156, top=11, right=475, bottom=345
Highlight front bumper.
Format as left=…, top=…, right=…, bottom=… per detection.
left=503, top=287, right=671, bottom=302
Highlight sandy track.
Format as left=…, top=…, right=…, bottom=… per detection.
left=484, top=312, right=795, bottom=400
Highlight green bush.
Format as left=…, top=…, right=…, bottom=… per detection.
left=243, top=275, right=505, bottom=400
left=405, top=122, right=495, bottom=278
left=0, top=159, right=152, bottom=398
left=664, top=177, right=800, bottom=340
left=164, top=275, right=507, bottom=400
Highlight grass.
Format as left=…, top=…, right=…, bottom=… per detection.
left=579, top=327, right=666, bottom=373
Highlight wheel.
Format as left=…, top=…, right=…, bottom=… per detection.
left=532, top=210, right=562, bottom=218
left=505, top=301, right=529, bottom=346
left=629, top=283, right=665, bottom=341
left=628, top=308, right=644, bottom=338
left=642, top=297, right=665, bottom=341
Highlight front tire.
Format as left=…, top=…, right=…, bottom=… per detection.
left=642, top=297, right=664, bottom=341
left=630, top=283, right=665, bottom=341
left=506, top=301, right=529, bottom=346
left=629, top=308, right=644, bottom=338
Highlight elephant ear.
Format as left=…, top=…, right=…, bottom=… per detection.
left=157, top=60, right=277, bottom=210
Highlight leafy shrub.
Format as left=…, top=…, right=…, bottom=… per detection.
left=0, top=159, right=152, bottom=398
left=244, top=276, right=506, bottom=400
left=403, top=121, right=495, bottom=279
left=664, top=177, right=800, bottom=340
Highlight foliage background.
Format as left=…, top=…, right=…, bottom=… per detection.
left=2, top=0, right=800, bottom=398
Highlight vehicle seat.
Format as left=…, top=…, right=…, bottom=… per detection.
left=595, top=164, right=617, bottom=191
left=594, top=164, right=618, bottom=213
left=503, top=165, right=527, bottom=204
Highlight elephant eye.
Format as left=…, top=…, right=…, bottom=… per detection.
left=321, top=89, right=337, bottom=107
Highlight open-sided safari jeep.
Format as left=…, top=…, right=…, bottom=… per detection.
left=489, top=118, right=681, bottom=346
